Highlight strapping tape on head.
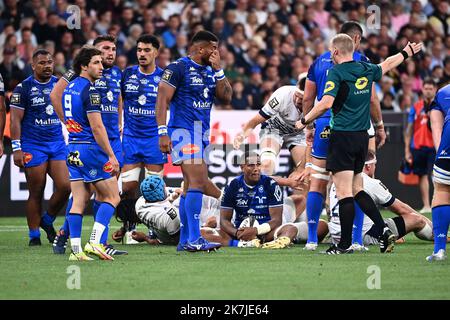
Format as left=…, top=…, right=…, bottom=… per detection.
left=365, top=158, right=377, bottom=165
left=145, top=168, right=164, bottom=178
left=121, top=167, right=141, bottom=183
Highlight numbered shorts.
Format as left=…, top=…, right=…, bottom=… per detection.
left=67, top=143, right=113, bottom=183
left=326, top=130, right=369, bottom=174
left=311, top=116, right=331, bottom=159
left=110, top=137, right=124, bottom=168
left=433, top=158, right=450, bottom=185
left=122, top=134, right=167, bottom=166
left=259, top=127, right=306, bottom=151
left=22, top=140, right=67, bottom=168
left=169, top=127, right=209, bottom=165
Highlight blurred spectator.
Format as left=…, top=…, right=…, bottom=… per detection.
left=54, top=51, right=67, bottom=77
left=170, top=34, right=188, bottom=60
left=439, top=56, right=450, bottom=87
left=402, top=59, right=423, bottom=94
left=244, top=67, right=264, bottom=110
left=116, top=54, right=128, bottom=71
left=17, top=27, right=36, bottom=64
left=230, top=79, right=250, bottom=110
left=162, top=14, right=182, bottom=49
left=380, top=92, right=399, bottom=112
left=313, top=0, right=330, bottom=30
left=0, top=47, right=25, bottom=92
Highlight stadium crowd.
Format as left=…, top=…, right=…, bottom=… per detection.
left=0, top=0, right=449, bottom=113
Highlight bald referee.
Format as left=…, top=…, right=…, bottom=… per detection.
left=296, top=34, right=422, bottom=254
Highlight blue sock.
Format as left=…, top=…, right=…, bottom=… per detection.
left=228, top=239, right=239, bottom=247
left=60, top=197, right=73, bottom=234
left=67, top=213, right=83, bottom=239
left=41, top=211, right=56, bottom=227
left=178, top=195, right=189, bottom=246
left=352, top=202, right=364, bottom=245
left=29, top=228, right=40, bottom=239
left=185, top=189, right=203, bottom=243
left=95, top=202, right=115, bottom=245
left=92, top=199, right=101, bottom=220
left=432, top=205, right=450, bottom=253
left=306, top=191, right=324, bottom=243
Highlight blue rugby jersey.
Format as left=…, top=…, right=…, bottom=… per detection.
left=221, top=174, right=284, bottom=228
left=10, top=76, right=62, bottom=143
left=431, top=83, right=450, bottom=117
left=307, top=51, right=369, bottom=117
left=62, top=77, right=102, bottom=143
left=121, top=65, right=163, bottom=137
left=436, top=88, right=450, bottom=160
left=161, top=57, right=217, bottom=134
left=63, top=67, right=122, bottom=139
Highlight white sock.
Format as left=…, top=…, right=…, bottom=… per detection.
left=415, top=223, right=433, bottom=241
left=71, top=238, right=81, bottom=254
left=90, top=222, right=106, bottom=244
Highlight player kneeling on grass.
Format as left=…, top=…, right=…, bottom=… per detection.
left=211, top=151, right=293, bottom=249
left=112, top=175, right=223, bottom=250
left=329, top=151, right=433, bottom=251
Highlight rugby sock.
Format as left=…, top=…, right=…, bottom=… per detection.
left=92, top=199, right=101, bottom=220
left=338, top=197, right=354, bottom=249
left=67, top=213, right=83, bottom=254
left=185, top=189, right=203, bottom=243
left=306, top=191, right=324, bottom=244
left=90, top=202, right=115, bottom=244
left=29, top=228, right=40, bottom=240
left=352, top=203, right=364, bottom=245
left=229, top=240, right=240, bottom=247
left=432, top=205, right=450, bottom=253
left=355, top=191, right=386, bottom=237
left=178, top=195, right=189, bottom=246
left=41, top=211, right=56, bottom=227
left=60, top=197, right=73, bottom=234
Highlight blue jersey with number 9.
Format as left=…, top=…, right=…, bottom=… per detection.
left=62, top=77, right=102, bottom=143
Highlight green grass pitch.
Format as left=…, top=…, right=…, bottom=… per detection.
left=0, top=213, right=449, bottom=300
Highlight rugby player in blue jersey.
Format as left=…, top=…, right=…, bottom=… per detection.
left=62, top=46, right=121, bottom=261
left=430, top=84, right=450, bottom=150
left=156, top=30, right=232, bottom=252
left=300, top=21, right=386, bottom=251
left=51, top=35, right=126, bottom=255
left=427, top=84, right=450, bottom=261
left=10, top=49, right=70, bottom=246
left=120, top=34, right=166, bottom=202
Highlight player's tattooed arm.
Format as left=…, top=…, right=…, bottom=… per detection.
left=50, top=77, right=69, bottom=122
left=215, top=77, right=232, bottom=104
left=10, top=107, right=24, bottom=168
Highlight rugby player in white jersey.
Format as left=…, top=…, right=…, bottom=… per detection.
left=327, top=151, right=433, bottom=250
left=233, top=73, right=308, bottom=176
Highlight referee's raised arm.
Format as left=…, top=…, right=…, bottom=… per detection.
left=378, top=42, right=423, bottom=75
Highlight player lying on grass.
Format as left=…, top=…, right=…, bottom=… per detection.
left=111, top=172, right=306, bottom=248
left=328, top=151, right=433, bottom=251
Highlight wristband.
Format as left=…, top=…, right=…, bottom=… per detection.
left=401, top=50, right=409, bottom=60
left=375, top=120, right=384, bottom=128
left=11, top=139, right=21, bottom=152
left=215, top=69, right=225, bottom=80
left=256, top=223, right=271, bottom=235
left=158, top=125, right=168, bottom=136
left=300, top=117, right=307, bottom=125
left=305, top=162, right=313, bottom=168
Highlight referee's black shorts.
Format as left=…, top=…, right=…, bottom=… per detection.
left=326, top=130, right=369, bottom=174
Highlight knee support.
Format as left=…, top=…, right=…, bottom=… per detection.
left=121, top=167, right=141, bottom=183
left=144, top=168, right=164, bottom=178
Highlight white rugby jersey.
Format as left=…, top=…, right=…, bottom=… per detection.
left=259, top=86, right=303, bottom=135
left=135, top=197, right=180, bottom=245
left=172, top=193, right=221, bottom=228
left=329, top=173, right=395, bottom=233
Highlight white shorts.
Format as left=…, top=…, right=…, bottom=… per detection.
left=260, top=128, right=306, bottom=150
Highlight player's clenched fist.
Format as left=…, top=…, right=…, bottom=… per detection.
left=159, top=135, right=172, bottom=154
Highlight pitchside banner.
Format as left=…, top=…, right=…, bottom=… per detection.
left=0, top=111, right=293, bottom=216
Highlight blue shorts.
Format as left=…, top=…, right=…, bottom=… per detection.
left=122, top=134, right=167, bottom=165
left=110, top=138, right=124, bottom=168
left=311, top=117, right=331, bottom=159
left=67, top=143, right=114, bottom=183
left=22, top=140, right=67, bottom=168
left=169, top=127, right=209, bottom=165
